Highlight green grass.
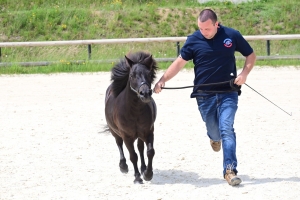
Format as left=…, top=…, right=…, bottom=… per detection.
left=0, top=0, right=300, bottom=74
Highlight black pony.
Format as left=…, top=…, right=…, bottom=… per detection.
left=104, top=51, right=158, bottom=184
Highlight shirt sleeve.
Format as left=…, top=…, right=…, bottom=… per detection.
left=235, top=31, right=253, bottom=57
left=180, top=36, right=194, bottom=61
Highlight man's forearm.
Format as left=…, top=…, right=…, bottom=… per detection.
left=160, top=57, right=187, bottom=83
left=242, top=52, right=256, bottom=76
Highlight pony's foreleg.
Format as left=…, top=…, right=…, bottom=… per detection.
left=143, top=133, right=155, bottom=181
left=137, top=138, right=146, bottom=174
left=124, top=139, right=143, bottom=184
left=114, top=135, right=128, bottom=173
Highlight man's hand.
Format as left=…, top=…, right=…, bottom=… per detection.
left=154, top=80, right=165, bottom=94
left=234, top=75, right=247, bottom=85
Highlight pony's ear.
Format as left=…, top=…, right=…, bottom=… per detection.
left=143, top=54, right=154, bottom=68
left=125, top=55, right=134, bottom=68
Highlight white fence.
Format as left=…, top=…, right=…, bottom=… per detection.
left=1, top=34, right=300, bottom=47
left=0, top=34, right=300, bottom=66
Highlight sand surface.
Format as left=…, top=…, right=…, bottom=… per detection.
left=0, top=67, right=299, bottom=200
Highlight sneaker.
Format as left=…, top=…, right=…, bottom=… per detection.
left=224, top=170, right=242, bottom=186
left=210, top=139, right=221, bottom=152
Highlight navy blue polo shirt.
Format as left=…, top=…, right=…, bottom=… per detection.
left=180, top=25, right=253, bottom=98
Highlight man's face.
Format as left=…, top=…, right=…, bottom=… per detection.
left=197, top=19, right=218, bottom=39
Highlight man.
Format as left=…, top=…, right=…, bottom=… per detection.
left=154, top=8, right=256, bottom=186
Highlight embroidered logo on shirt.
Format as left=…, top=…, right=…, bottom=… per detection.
left=223, top=38, right=232, bottom=48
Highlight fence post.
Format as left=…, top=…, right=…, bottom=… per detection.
left=0, top=47, right=1, bottom=62
left=266, top=40, right=270, bottom=56
left=88, top=44, right=92, bottom=59
left=176, top=42, right=180, bottom=57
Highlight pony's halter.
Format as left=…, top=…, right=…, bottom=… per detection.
left=129, top=76, right=152, bottom=97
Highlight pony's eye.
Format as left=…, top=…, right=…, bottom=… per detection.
left=130, top=73, right=136, bottom=79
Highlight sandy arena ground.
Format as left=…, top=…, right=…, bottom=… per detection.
left=0, top=67, right=300, bottom=200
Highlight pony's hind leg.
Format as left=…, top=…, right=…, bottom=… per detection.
left=143, top=133, right=155, bottom=181
left=114, top=134, right=128, bottom=173
left=124, top=139, right=143, bottom=184
left=137, top=138, right=147, bottom=174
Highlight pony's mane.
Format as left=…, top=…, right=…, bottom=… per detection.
left=110, top=51, right=158, bottom=97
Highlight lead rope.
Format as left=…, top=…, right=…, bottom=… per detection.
left=160, top=79, right=291, bottom=116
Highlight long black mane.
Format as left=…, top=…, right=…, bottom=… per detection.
left=110, top=51, right=158, bottom=96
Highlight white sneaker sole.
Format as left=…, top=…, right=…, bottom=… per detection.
left=230, top=177, right=242, bottom=186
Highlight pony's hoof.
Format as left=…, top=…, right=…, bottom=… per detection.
left=120, top=167, right=128, bottom=173
left=143, top=170, right=153, bottom=181
left=134, top=177, right=143, bottom=184
left=119, top=163, right=128, bottom=174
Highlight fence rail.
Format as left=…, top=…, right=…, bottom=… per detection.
left=0, top=34, right=300, bottom=66
left=1, top=34, right=300, bottom=47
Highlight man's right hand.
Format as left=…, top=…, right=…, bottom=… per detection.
left=154, top=80, right=165, bottom=94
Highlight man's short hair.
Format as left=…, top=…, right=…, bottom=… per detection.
left=198, top=9, right=218, bottom=24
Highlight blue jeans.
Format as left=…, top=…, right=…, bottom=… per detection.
left=196, top=92, right=238, bottom=176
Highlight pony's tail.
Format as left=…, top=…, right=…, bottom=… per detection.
left=99, top=125, right=111, bottom=134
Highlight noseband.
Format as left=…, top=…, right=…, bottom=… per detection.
left=129, top=76, right=152, bottom=97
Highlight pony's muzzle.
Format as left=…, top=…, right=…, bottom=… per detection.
left=138, top=85, right=152, bottom=102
